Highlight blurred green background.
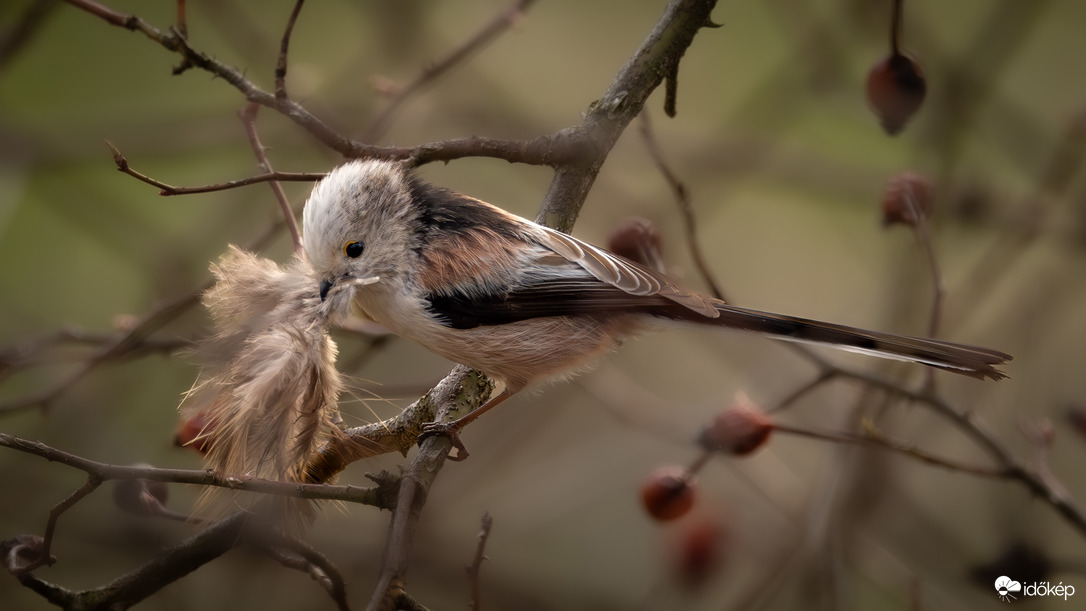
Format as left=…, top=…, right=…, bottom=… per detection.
left=2, top=1, right=1085, bottom=609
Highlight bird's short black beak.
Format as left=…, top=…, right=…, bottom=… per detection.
left=319, top=278, right=334, bottom=301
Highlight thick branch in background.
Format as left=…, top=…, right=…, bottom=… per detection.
left=536, top=0, right=717, bottom=231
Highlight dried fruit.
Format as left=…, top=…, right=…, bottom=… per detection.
left=640, top=466, right=697, bottom=522
left=699, top=394, right=773, bottom=455
left=881, top=172, right=934, bottom=227
left=112, top=468, right=169, bottom=517
left=608, top=217, right=664, bottom=272
left=174, top=409, right=215, bottom=454
left=1067, top=403, right=1086, bottom=438
left=671, top=511, right=727, bottom=587
left=866, top=53, right=926, bottom=135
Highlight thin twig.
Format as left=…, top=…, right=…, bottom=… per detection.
left=0, top=287, right=204, bottom=414
left=170, top=0, right=192, bottom=74
left=239, top=103, right=303, bottom=253
left=174, top=0, right=187, bottom=37
left=362, top=0, right=537, bottom=143
left=256, top=533, right=351, bottom=611
left=768, top=369, right=838, bottom=414
left=10, top=477, right=101, bottom=575
left=364, top=368, right=494, bottom=611
left=905, top=184, right=944, bottom=393
left=889, top=0, right=903, bottom=55
left=68, top=0, right=583, bottom=166
left=0, top=215, right=287, bottom=414
left=536, top=1, right=716, bottom=233
left=0, top=0, right=60, bottom=71
left=773, top=422, right=1008, bottom=478
left=107, top=140, right=325, bottom=194
left=638, top=112, right=728, bottom=301
left=663, top=63, right=679, bottom=118
left=467, top=513, right=494, bottom=611
left=828, top=367, right=1086, bottom=537
left=275, top=0, right=305, bottom=98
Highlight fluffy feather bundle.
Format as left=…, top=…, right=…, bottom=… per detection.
left=181, top=246, right=344, bottom=528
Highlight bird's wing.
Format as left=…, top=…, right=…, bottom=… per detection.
left=532, top=225, right=720, bottom=318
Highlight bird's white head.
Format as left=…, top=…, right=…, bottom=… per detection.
left=302, top=159, right=418, bottom=313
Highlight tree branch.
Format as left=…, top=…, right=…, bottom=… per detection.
left=0, top=433, right=387, bottom=507
left=361, top=0, right=537, bottom=143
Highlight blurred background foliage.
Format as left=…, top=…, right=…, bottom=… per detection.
left=1, top=1, right=1085, bottom=609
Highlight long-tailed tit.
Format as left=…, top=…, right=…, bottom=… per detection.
left=303, top=160, right=1010, bottom=458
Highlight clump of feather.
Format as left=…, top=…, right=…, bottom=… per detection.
left=180, top=246, right=344, bottom=530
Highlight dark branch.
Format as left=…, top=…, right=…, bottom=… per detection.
left=275, top=0, right=305, bottom=98
left=108, top=140, right=325, bottom=195
left=638, top=111, right=728, bottom=301
left=0, top=433, right=385, bottom=506
left=535, top=0, right=719, bottom=232
left=239, top=103, right=303, bottom=253
left=467, top=513, right=494, bottom=611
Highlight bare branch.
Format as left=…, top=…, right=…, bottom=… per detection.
left=10, top=477, right=101, bottom=575
left=107, top=140, right=325, bottom=194
left=69, top=513, right=249, bottom=609
left=638, top=111, right=728, bottom=301
left=773, top=422, right=1009, bottom=478
left=360, top=369, right=494, bottom=610
left=0, top=433, right=387, bottom=507
left=239, top=103, right=303, bottom=253
left=535, top=0, right=719, bottom=232
left=904, top=184, right=944, bottom=392
left=69, top=0, right=586, bottom=166
left=275, top=0, right=305, bottom=99
left=467, top=513, right=494, bottom=611
left=0, top=0, right=60, bottom=71
left=0, top=214, right=290, bottom=414
left=362, top=0, right=537, bottom=143
left=255, top=533, right=351, bottom=611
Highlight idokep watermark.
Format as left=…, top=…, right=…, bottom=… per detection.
left=994, top=576, right=1075, bottom=602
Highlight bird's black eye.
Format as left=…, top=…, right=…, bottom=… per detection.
left=344, top=241, right=364, bottom=258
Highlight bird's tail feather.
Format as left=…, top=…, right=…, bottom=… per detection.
left=671, top=302, right=1011, bottom=380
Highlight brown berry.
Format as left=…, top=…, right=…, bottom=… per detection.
left=699, top=394, right=773, bottom=455
left=112, top=466, right=169, bottom=517
left=608, top=217, right=665, bottom=272
left=881, top=172, right=934, bottom=227
left=1067, top=404, right=1086, bottom=439
left=671, top=512, right=727, bottom=587
left=866, top=53, right=926, bottom=135
left=175, top=410, right=214, bottom=454
left=640, top=466, right=697, bottom=522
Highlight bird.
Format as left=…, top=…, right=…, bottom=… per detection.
left=302, top=159, right=1011, bottom=458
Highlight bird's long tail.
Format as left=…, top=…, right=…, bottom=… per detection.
left=669, top=302, right=1011, bottom=381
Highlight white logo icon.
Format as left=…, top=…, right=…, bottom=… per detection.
left=995, top=576, right=1022, bottom=602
